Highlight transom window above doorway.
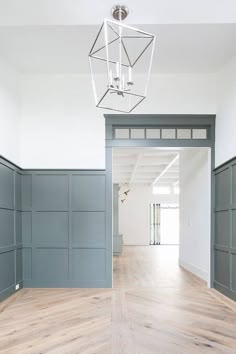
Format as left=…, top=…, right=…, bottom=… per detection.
left=114, top=127, right=208, bottom=140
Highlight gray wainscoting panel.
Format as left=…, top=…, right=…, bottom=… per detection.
left=16, top=211, right=22, bottom=244
left=0, top=251, right=15, bottom=292
left=0, top=209, right=14, bottom=247
left=22, top=212, right=32, bottom=243
left=15, top=172, right=22, bottom=210
left=71, top=248, right=106, bottom=282
left=33, top=248, right=69, bottom=281
left=72, top=175, right=105, bottom=211
left=215, top=249, right=230, bottom=287
left=0, top=162, right=14, bottom=209
left=232, top=165, right=236, bottom=204
left=72, top=212, right=105, bottom=247
left=22, top=170, right=108, bottom=288
left=215, top=168, right=231, bottom=210
left=215, top=211, right=230, bottom=247
left=33, top=212, right=69, bottom=244
left=232, top=210, right=236, bottom=248
left=231, top=255, right=236, bottom=292
left=23, top=248, right=32, bottom=280
left=22, top=174, right=32, bottom=210
left=0, top=158, right=23, bottom=302
left=0, top=156, right=108, bottom=298
left=16, top=249, right=23, bottom=284
left=33, top=174, right=69, bottom=211
left=214, top=158, right=236, bottom=301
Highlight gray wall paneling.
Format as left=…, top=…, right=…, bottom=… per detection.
left=214, top=157, right=236, bottom=301
left=0, top=157, right=23, bottom=301
left=22, top=170, right=108, bottom=288
left=1, top=155, right=109, bottom=300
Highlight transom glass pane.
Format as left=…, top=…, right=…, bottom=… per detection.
left=161, top=129, right=176, bottom=139
left=177, top=129, right=191, bottom=139
left=192, top=129, right=207, bottom=139
left=130, top=129, right=145, bottom=139
left=146, top=129, right=161, bottom=139
left=115, top=129, right=129, bottom=139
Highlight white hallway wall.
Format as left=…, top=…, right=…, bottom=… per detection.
left=19, top=73, right=217, bottom=168
left=215, top=56, right=236, bottom=167
left=19, top=74, right=105, bottom=169
left=0, top=57, right=20, bottom=164
left=119, top=184, right=179, bottom=245
left=179, top=149, right=211, bottom=285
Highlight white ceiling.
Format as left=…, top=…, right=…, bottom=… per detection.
left=0, top=1, right=235, bottom=74
left=0, top=0, right=235, bottom=25
left=113, top=148, right=179, bottom=186
left=0, top=24, right=236, bottom=74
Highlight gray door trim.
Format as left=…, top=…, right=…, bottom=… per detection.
left=105, top=114, right=216, bottom=288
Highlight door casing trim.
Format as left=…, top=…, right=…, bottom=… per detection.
left=105, top=114, right=216, bottom=288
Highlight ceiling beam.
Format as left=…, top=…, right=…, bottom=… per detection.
left=151, top=155, right=179, bottom=186
left=113, top=157, right=174, bottom=166
left=129, top=154, right=142, bottom=184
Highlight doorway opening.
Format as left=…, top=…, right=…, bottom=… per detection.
left=105, top=114, right=215, bottom=289
left=112, top=146, right=211, bottom=288
left=149, top=203, right=179, bottom=245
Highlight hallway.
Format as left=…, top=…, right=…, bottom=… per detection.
left=113, top=245, right=193, bottom=288
left=0, top=246, right=236, bottom=353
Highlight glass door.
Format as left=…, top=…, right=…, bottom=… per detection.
left=149, top=204, right=179, bottom=245
left=149, top=203, right=161, bottom=245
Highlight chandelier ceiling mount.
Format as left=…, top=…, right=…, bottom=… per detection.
left=111, top=4, right=129, bottom=21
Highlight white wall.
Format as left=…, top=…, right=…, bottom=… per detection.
left=215, top=56, right=236, bottom=167
left=179, top=148, right=211, bottom=285
left=0, top=57, right=20, bottom=164
left=19, top=75, right=105, bottom=169
left=119, top=184, right=179, bottom=245
left=19, top=73, right=217, bottom=168
left=1, top=56, right=236, bottom=171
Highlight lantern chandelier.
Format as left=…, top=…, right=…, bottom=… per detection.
left=88, top=4, right=156, bottom=113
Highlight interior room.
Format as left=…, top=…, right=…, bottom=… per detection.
left=112, top=147, right=211, bottom=288
left=0, top=1, right=236, bottom=352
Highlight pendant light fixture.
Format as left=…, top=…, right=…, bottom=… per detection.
left=88, top=4, right=155, bottom=113
left=118, top=183, right=131, bottom=203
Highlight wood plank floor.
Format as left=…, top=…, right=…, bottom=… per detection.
left=1, top=246, right=236, bottom=353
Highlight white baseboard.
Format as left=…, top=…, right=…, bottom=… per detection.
left=179, top=259, right=209, bottom=284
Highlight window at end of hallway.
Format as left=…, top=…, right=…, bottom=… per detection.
left=152, top=186, right=171, bottom=195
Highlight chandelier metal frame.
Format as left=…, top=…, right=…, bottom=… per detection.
left=88, top=5, right=156, bottom=113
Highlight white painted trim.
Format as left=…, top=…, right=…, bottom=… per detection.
left=129, top=153, right=142, bottom=184
left=179, top=258, right=209, bottom=286
left=151, top=154, right=179, bottom=186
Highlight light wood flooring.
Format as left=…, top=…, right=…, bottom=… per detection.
left=1, top=246, right=236, bottom=353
